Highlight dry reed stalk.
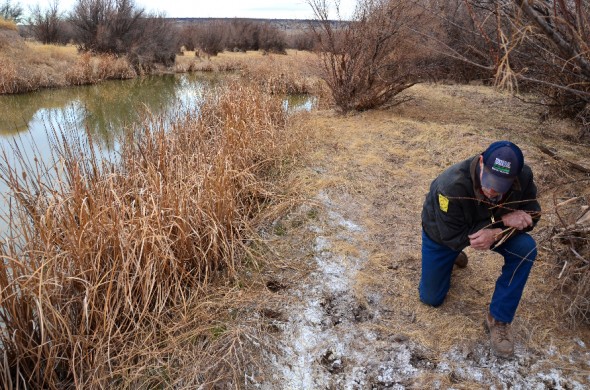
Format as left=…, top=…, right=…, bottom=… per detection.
left=0, top=57, right=19, bottom=94
left=64, top=52, right=95, bottom=86
left=239, top=54, right=319, bottom=96
left=0, top=81, right=297, bottom=388
left=95, top=55, right=136, bottom=80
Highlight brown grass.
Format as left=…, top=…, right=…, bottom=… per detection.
left=0, top=18, right=17, bottom=31
left=0, top=81, right=300, bottom=388
left=174, top=50, right=330, bottom=102
left=0, top=33, right=135, bottom=94
left=268, top=82, right=590, bottom=385
left=65, top=53, right=136, bottom=85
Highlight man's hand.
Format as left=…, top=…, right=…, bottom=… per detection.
left=501, top=210, right=533, bottom=230
left=469, top=228, right=502, bottom=251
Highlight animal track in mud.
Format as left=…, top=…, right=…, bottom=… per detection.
left=320, top=350, right=344, bottom=374
left=352, top=303, right=373, bottom=323
left=320, top=294, right=374, bottom=328
left=265, top=279, right=287, bottom=292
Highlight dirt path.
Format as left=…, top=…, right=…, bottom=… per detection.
left=251, top=84, right=590, bottom=389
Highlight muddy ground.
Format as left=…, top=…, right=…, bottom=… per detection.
left=246, top=84, right=590, bottom=389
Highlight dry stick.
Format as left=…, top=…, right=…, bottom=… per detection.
left=445, top=195, right=542, bottom=285
left=507, top=246, right=537, bottom=286
left=491, top=226, right=517, bottom=249
left=553, top=191, right=578, bottom=254
left=538, top=144, right=590, bottom=174
left=558, top=260, right=569, bottom=279
left=570, top=247, right=588, bottom=264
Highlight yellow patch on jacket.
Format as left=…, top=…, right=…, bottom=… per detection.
left=438, top=194, right=449, bottom=212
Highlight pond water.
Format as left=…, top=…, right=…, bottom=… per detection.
left=0, top=73, right=224, bottom=152
left=0, top=73, right=314, bottom=231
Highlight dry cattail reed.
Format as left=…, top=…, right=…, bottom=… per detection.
left=0, top=81, right=295, bottom=388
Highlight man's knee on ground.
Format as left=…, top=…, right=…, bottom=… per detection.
left=419, top=290, right=445, bottom=307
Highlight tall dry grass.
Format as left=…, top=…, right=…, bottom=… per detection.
left=0, top=28, right=136, bottom=94
left=0, top=81, right=297, bottom=388
left=174, top=50, right=327, bottom=98
left=65, top=53, right=136, bottom=85
left=0, top=18, right=17, bottom=31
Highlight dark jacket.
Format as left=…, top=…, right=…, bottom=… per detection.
left=421, top=156, right=541, bottom=252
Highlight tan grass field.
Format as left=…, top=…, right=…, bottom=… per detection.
left=259, top=82, right=590, bottom=386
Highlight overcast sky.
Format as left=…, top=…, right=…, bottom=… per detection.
left=17, top=0, right=356, bottom=19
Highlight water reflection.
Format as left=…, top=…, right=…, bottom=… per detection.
left=284, top=94, right=317, bottom=113
left=0, top=74, right=315, bottom=234
left=0, top=73, right=223, bottom=148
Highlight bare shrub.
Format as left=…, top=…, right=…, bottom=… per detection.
left=28, top=0, right=65, bottom=44
left=0, top=0, right=22, bottom=23
left=413, top=0, right=496, bottom=83
left=258, top=23, right=287, bottom=54
left=546, top=190, right=590, bottom=325
left=70, top=0, right=177, bottom=70
left=224, top=20, right=288, bottom=53
left=426, top=1, right=590, bottom=140
left=225, top=20, right=258, bottom=52
left=0, top=82, right=295, bottom=388
left=126, top=16, right=179, bottom=71
left=194, top=22, right=226, bottom=57
left=286, top=29, right=317, bottom=51
left=307, top=0, right=426, bottom=112
left=178, top=24, right=198, bottom=51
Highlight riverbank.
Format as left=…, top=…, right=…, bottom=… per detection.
left=0, top=24, right=320, bottom=96
left=0, top=81, right=305, bottom=388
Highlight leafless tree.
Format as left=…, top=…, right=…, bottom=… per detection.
left=28, top=0, right=64, bottom=44
left=0, top=0, right=23, bottom=23
left=70, top=0, right=144, bottom=53
left=127, top=14, right=179, bottom=69
left=70, top=0, right=177, bottom=70
left=307, top=0, right=426, bottom=112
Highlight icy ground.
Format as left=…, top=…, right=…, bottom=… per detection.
left=249, top=191, right=590, bottom=389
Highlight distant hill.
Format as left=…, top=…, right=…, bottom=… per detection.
left=168, top=17, right=343, bottom=32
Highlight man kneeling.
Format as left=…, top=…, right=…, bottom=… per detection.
left=419, top=141, right=541, bottom=358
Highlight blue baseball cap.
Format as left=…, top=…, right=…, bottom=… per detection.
left=481, top=141, right=523, bottom=193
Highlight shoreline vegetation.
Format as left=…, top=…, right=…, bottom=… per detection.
left=1, top=19, right=317, bottom=387
left=0, top=22, right=316, bottom=96
left=0, top=80, right=303, bottom=387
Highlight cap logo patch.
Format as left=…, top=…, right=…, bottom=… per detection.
left=492, top=158, right=511, bottom=174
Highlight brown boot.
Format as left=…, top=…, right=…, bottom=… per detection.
left=454, top=251, right=468, bottom=268
left=483, top=311, right=514, bottom=358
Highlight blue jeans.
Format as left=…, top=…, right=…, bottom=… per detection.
left=419, top=230, right=537, bottom=323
